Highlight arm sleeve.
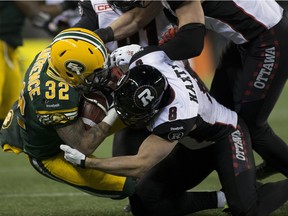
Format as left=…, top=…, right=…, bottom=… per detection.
left=72, top=0, right=99, bottom=30
left=159, top=23, right=206, bottom=60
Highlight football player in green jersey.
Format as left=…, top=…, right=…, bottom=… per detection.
left=0, top=1, right=79, bottom=128
left=0, top=28, right=134, bottom=199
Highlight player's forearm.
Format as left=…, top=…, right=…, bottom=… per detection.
left=85, top=156, right=147, bottom=178
left=57, top=119, right=110, bottom=155
left=159, top=0, right=206, bottom=60
left=97, top=2, right=162, bottom=43
left=13, top=1, right=41, bottom=19
left=160, top=23, right=206, bottom=60
left=82, top=121, right=111, bottom=153
left=109, top=11, right=141, bottom=41
left=14, top=1, right=63, bottom=19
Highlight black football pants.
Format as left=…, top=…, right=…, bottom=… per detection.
left=210, top=16, right=288, bottom=177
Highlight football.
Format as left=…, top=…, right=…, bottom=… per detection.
left=79, top=92, right=108, bottom=130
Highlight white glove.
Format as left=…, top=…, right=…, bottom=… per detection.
left=110, top=44, right=142, bottom=72
left=60, top=145, right=86, bottom=168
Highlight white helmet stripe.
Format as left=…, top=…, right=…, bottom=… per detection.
left=52, top=31, right=107, bottom=60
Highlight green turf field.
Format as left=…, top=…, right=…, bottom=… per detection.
left=1, top=85, right=287, bottom=216
left=1, top=40, right=287, bottom=215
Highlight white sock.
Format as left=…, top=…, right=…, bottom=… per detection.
left=216, top=191, right=227, bottom=208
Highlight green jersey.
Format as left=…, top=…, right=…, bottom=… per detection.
left=0, top=2, right=25, bottom=48
left=0, top=46, right=81, bottom=159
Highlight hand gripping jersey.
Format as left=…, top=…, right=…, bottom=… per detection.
left=91, top=0, right=172, bottom=51
left=162, top=0, right=283, bottom=44
left=129, top=48, right=238, bottom=146
left=0, top=46, right=81, bottom=159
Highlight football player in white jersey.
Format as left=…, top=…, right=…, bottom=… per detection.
left=86, top=0, right=288, bottom=181
left=61, top=44, right=288, bottom=216
left=73, top=2, right=228, bottom=213
left=73, top=0, right=176, bottom=158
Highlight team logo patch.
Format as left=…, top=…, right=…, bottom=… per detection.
left=2, top=109, right=14, bottom=129
left=94, top=3, right=112, bottom=13
left=168, top=132, right=184, bottom=141
left=134, top=85, right=157, bottom=109
left=65, top=61, right=85, bottom=74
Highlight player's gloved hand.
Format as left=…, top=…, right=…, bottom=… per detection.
left=159, top=27, right=178, bottom=46
left=46, top=19, right=71, bottom=36
left=60, top=145, right=86, bottom=168
left=110, top=44, right=142, bottom=72
left=32, top=11, right=63, bottom=36
left=32, top=11, right=52, bottom=29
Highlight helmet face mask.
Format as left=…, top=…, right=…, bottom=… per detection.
left=115, top=64, right=168, bottom=128
left=116, top=105, right=159, bottom=129
left=80, top=66, right=110, bottom=91
left=49, top=28, right=109, bottom=92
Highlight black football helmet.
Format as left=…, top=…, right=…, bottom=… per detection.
left=107, top=0, right=149, bottom=12
left=115, top=64, right=168, bottom=128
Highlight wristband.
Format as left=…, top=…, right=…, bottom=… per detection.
left=94, top=27, right=114, bottom=43
left=80, top=157, right=86, bottom=169
left=102, top=108, right=118, bottom=126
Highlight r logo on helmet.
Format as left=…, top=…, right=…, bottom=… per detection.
left=135, top=86, right=157, bottom=109
left=65, top=61, right=85, bottom=74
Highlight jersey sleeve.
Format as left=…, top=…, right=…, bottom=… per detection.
left=153, top=118, right=196, bottom=142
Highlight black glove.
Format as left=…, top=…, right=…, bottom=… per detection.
left=94, top=27, right=114, bottom=43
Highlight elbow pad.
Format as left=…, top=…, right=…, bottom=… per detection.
left=160, top=23, right=206, bottom=60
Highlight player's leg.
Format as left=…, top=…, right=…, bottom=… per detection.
left=214, top=118, right=288, bottom=216
left=0, top=41, right=22, bottom=128
left=255, top=160, right=278, bottom=180
left=211, top=27, right=288, bottom=179
left=130, top=144, right=222, bottom=216
left=112, top=126, right=152, bottom=211
left=209, top=42, right=240, bottom=111
left=28, top=152, right=135, bottom=199
left=236, top=17, right=288, bottom=177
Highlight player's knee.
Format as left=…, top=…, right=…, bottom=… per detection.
left=230, top=202, right=267, bottom=216
left=129, top=194, right=146, bottom=216
left=244, top=205, right=264, bottom=216
left=229, top=203, right=256, bottom=216
left=129, top=190, right=162, bottom=216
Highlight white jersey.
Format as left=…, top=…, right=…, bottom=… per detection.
left=162, top=0, right=283, bottom=44
left=90, top=0, right=172, bottom=51
left=129, top=49, right=238, bottom=145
